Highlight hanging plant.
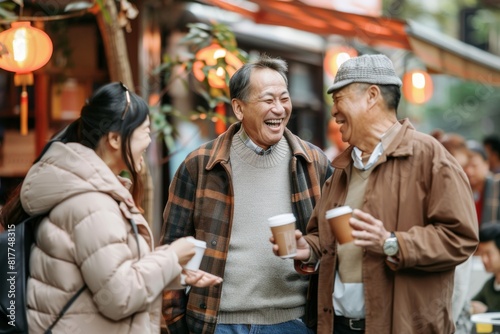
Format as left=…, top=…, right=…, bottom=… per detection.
left=151, top=21, right=248, bottom=155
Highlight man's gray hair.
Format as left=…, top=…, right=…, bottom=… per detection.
left=230, top=55, right=288, bottom=101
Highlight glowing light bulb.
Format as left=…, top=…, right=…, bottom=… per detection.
left=336, top=52, right=351, bottom=68
left=412, top=73, right=426, bottom=89
left=13, top=28, right=27, bottom=63
left=213, top=49, right=226, bottom=59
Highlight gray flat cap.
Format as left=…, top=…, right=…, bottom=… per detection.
left=327, top=54, right=402, bottom=94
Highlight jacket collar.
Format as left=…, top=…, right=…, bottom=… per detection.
left=206, top=122, right=314, bottom=170
left=331, top=118, right=415, bottom=170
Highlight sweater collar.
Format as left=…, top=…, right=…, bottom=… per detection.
left=235, top=126, right=274, bottom=156
left=206, top=122, right=314, bottom=170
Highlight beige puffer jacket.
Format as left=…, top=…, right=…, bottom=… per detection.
left=20, top=142, right=183, bottom=334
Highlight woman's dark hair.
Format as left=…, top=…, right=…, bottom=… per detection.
left=1, top=82, right=149, bottom=228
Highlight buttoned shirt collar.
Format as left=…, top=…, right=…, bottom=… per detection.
left=352, top=121, right=402, bottom=170
left=237, top=127, right=274, bottom=156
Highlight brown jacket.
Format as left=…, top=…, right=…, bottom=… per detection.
left=303, top=119, right=478, bottom=334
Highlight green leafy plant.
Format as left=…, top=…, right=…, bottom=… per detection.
left=0, top=1, right=17, bottom=20
left=150, top=21, right=248, bottom=154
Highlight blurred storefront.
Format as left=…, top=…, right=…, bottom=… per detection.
left=199, top=0, right=500, bottom=86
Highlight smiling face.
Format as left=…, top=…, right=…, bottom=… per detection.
left=232, top=68, right=291, bottom=150
left=129, top=116, right=151, bottom=172
left=330, top=84, right=370, bottom=147
left=327, top=118, right=349, bottom=151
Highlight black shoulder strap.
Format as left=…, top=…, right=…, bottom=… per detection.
left=43, top=285, right=86, bottom=334
left=129, top=217, right=141, bottom=259
left=42, top=217, right=141, bottom=333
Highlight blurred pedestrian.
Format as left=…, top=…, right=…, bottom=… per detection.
left=160, top=55, right=333, bottom=334
left=464, top=141, right=500, bottom=228
left=0, top=82, right=221, bottom=333
left=272, top=54, right=478, bottom=333
left=483, top=135, right=500, bottom=174
left=431, top=130, right=469, bottom=168
left=471, top=221, right=500, bottom=314
left=433, top=130, right=474, bottom=334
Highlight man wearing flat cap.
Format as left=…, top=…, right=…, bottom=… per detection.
left=273, top=54, right=479, bottom=333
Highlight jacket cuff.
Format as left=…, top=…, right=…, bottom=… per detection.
left=294, top=260, right=319, bottom=274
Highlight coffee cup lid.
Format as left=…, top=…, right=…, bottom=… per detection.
left=268, top=213, right=296, bottom=227
left=325, top=206, right=353, bottom=219
left=186, top=237, right=207, bottom=248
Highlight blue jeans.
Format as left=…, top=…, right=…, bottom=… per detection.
left=214, top=319, right=314, bottom=334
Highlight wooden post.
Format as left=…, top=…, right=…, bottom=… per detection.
left=95, top=0, right=134, bottom=89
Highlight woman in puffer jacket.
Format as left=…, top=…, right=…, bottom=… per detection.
left=0, top=82, right=222, bottom=333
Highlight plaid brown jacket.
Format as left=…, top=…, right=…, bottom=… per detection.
left=160, top=122, right=333, bottom=334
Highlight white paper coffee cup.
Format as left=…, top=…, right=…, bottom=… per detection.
left=325, top=206, right=353, bottom=244
left=268, top=213, right=297, bottom=258
left=183, top=237, right=207, bottom=271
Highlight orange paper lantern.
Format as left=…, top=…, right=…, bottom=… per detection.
left=0, top=21, right=53, bottom=135
left=192, top=43, right=243, bottom=89
left=402, top=70, right=433, bottom=105
left=323, top=46, right=358, bottom=78
left=0, top=21, right=53, bottom=73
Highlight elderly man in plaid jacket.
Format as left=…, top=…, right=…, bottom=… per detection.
left=160, top=55, right=332, bottom=334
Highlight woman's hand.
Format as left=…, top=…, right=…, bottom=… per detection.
left=183, top=269, right=223, bottom=287
left=168, top=237, right=196, bottom=266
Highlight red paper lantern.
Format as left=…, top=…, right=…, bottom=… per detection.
left=192, top=43, right=243, bottom=89
left=402, top=70, right=433, bottom=104
left=0, top=21, right=53, bottom=73
left=323, top=46, right=358, bottom=78
left=0, top=21, right=53, bottom=135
